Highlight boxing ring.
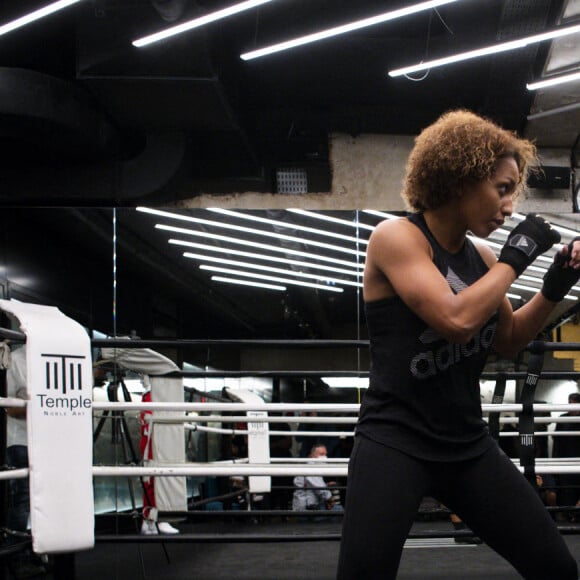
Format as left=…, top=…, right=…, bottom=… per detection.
left=2, top=302, right=580, bottom=577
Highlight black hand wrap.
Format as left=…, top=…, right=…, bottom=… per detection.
left=541, top=236, right=580, bottom=302
left=498, top=213, right=561, bottom=277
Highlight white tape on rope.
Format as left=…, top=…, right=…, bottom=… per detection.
left=0, top=299, right=94, bottom=553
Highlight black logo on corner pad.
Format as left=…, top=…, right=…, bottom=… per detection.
left=41, top=353, right=86, bottom=394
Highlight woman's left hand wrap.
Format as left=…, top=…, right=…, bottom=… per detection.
left=541, top=236, right=580, bottom=302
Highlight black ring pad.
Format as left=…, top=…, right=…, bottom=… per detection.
left=519, top=341, right=545, bottom=487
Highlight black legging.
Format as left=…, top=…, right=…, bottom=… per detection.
left=337, top=436, right=578, bottom=580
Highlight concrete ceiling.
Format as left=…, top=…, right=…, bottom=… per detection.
left=0, top=0, right=579, bottom=346
left=0, top=0, right=577, bottom=205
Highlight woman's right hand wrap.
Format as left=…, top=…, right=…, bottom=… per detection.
left=498, top=213, right=561, bottom=276
left=541, top=237, right=580, bottom=302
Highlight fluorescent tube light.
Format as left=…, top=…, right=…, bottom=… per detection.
left=208, top=207, right=369, bottom=245
left=519, top=273, right=580, bottom=295
left=138, top=207, right=365, bottom=257
left=133, top=0, right=275, bottom=48
left=211, top=276, right=286, bottom=291
left=200, top=265, right=344, bottom=292
left=527, top=70, right=580, bottom=91
left=507, top=282, right=578, bottom=299
left=184, top=251, right=362, bottom=288
left=388, top=22, right=580, bottom=77
left=527, top=101, right=580, bottom=121
left=171, top=239, right=361, bottom=277
left=0, top=0, right=84, bottom=37
left=511, top=213, right=574, bottom=234
left=511, top=283, right=542, bottom=293
left=506, top=293, right=523, bottom=300
left=241, top=0, right=460, bottom=60
left=287, top=209, right=376, bottom=232
left=510, top=280, right=578, bottom=300
left=158, top=224, right=365, bottom=269
left=519, top=274, right=544, bottom=286
left=526, top=264, right=549, bottom=274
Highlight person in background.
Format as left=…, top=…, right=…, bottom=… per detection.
left=337, top=109, right=580, bottom=579
left=536, top=472, right=558, bottom=512
left=139, top=382, right=180, bottom=535
left=293, top=444, right=342, bottom=520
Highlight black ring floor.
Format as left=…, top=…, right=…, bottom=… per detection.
left=38, top=519, right=580, bottom=579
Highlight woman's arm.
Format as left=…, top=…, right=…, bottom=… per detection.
left=364, top=219, right=517, bottom=344
left=490, top=241, right=580, bottom=358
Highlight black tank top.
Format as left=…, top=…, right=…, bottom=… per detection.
left=357, top=213, right=497, bottom=461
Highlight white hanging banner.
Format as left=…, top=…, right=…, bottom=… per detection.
left=0, top=300, right=94, bottom=553
left=225, top=387, right=271, bottom=493
left=151, top=376, right=187, bottom=511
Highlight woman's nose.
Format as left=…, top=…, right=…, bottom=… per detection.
left=502, top=196, right=513, bottom=216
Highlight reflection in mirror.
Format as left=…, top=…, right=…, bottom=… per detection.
left=2, top=208, right=580, bottom=518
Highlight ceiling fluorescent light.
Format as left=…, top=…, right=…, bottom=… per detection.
left=211, top=276, right=286, bottom=291
left=527, top=101, right=580, bottom=121
left=171, top=240, right=361, bottom=277
left=527, top=70, right=580, bottom=91
left=547, top=223, right=580, bottom=240
left=133, top=0, right=275, bottom=48
left=519, top=274, right=580, bottom=295
left=388, top=22, right=580, bottom=77
left=138, top=207, right=365, bottom=257
left=519, top=274, right=544, bottom=286
left=511, top=214, right=578, bottom=241
left=506, top=293, right=523, bottom=300
left=287, top=209, right=376, bottom=232
left=208, top=208, right=369, bottom=245
left=184, top=251, right=363, bottom=288
left=200, top=265, right=344, bottom=292
left=526, top=264, right=548, bottom=274
left=511, top=283, right=541, bottom=293
left=158, top=224, right=365, bottom=269
left=240, top=0, right=460, bottom=60
left=531, top=255, right=555, bottom=265
left=0, top=0, right=84, bottom=37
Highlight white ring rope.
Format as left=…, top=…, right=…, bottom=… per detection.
left=150, top=415, right=358, bottom=424
left=0, top=468, right=28, bottom=480
left=184, top=424, right=354, bottom=438
left=500, top=431, right=580, bottom=437
left=5, top=461, right=580, bottom=481
left=0, top=397, right=26, bottom=408
left=1, top=399, right=580, bottom=483
left=183, top=423, right=580, bottom=439
left=5, top=399, right=580, bottom=415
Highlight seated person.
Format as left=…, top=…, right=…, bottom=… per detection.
left=292, top=444, right=342, bottom=515
left=537, top=473, right=558, bottom=510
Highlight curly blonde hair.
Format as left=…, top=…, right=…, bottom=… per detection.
left=401, top=109, right=537, bottom=211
